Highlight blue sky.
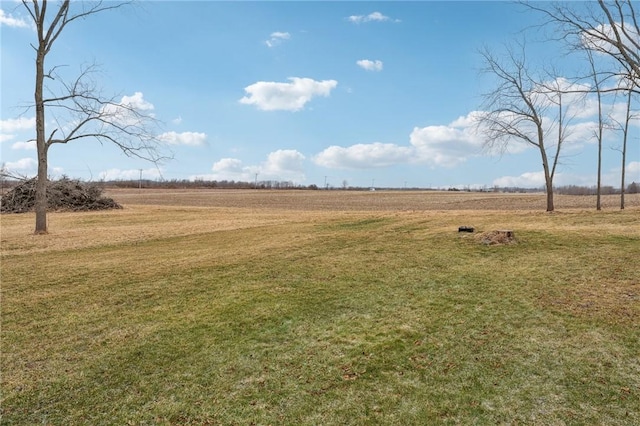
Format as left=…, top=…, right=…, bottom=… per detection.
left=1, top=1, right=638, bottom=189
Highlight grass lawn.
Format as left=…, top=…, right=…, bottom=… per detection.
left=2, top=192, right=639, bottom=424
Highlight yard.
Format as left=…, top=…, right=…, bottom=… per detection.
left=1, top=190, right=639, bottom=424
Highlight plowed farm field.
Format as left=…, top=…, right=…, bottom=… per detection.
left=106, top=188, right=640, bottom=211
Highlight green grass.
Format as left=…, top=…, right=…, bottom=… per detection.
left=2, top=208, right=639, bottom=425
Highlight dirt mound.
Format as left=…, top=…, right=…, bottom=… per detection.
left=0, top=177, right=122, bottom=213
left=476, top=230, right=517, bottom=245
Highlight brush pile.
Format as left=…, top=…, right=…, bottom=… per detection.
left=0, top=177, right=121, bottom=213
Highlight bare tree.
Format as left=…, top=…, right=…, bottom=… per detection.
left=523, top=0, right=640, bottom=93
left=522, top=1, right=640, bottom=209
left=609, top=79, right=637, bottom=209
left=477, top=44, right=581, bottom=212
left=22, top=0, right=165, bottom=234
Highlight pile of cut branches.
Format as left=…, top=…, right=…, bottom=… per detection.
left=0, top=177, right=121, bottom=213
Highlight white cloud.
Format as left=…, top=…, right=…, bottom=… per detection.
left=204, top=150, right=306, bottom=182
left=265, top=31, right=291, bottom=48
left=0, top=9, right=29, bottom=28
left=171, top=116, right=183, bottom=125
left=199, top=158, right=256, bottom=182
left=212, top=158, right=246, bottom=174
left=120, top=92, right=154, bottom=111
left=347, top=11, right=399, bottom=24
left=0, top=116, right=35, bottom=133
left=98, top=167, right=162, bottom=181
left=11, top=140, right=36, bottom=150
left=261, top=149, right=305, bottom=179
left=581, top=22, right=640, bottom=55
left=101, top=92, right=155, bottom=127
left=239, top=77, right=338, bottom=111
left=356, top=59, right=383, bottom=71
left=409, top=118, right=488, bottom=167
left=314, top=143, right=413, bottom=169
left=158, top=131, right=206, bottom=146
left=628, top=161, right=640, bottom=179
left=493, top=171, right=547, bottom=188
left=5, top=157, right=37, bottom=171
left=0, top=134, right=15, bottom=143
left=314, top=112, right=491, bottom=170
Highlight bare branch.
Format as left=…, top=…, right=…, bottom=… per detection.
left=521, top=1, right=640, bottom=91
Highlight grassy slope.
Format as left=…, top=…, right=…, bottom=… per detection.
left=1, top=204, right=639, bottom=425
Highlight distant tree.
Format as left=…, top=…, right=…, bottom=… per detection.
left=21, top=0, right=165, bottom=234
left=477, top=43, right=582, bottom=212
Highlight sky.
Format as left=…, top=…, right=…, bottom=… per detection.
left=1, top=1, right=638, bottom=189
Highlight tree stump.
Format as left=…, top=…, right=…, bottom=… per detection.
left=476, top=230, right=516, bottom=245
left=498, top=230, right=514, bottom=239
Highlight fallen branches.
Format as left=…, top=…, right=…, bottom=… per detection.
left=0, top=177, right=121, bottom=213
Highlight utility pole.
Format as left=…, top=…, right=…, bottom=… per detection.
left=138, top=169, right=143, bottom=190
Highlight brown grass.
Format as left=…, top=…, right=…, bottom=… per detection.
left=2, top=188, right=639, bottom=425
left=2, top=190, right=638, bottom=258
left=104, top=188, right=640, bottom=211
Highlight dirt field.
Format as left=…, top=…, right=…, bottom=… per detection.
left=106, top=188, right=640, bottom=211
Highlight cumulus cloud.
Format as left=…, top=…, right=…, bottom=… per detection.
left=11, top=141, right=36, bottom=150
left=158, top=131, right=207, bottom=146
left=314, top=143, right=413, bottom=169
left=492, top=171, right=547, bottom=188
left=5, top=157, right=37, bottom=171
left=193, top=158, right=257, bottom=183
left=628, top=161, right=640, bottom=178
left=581, top=22, right=640, bottom=55
left=262, top=149, right=305, bottom=177
left=356, top=59, right=383, bottom=71
left=120, top=92, right=154, bottom=111
left=102, top=92, right=155, bottom=126
left=0, top=9, right=29, bottom=28
left=347, top=11, right=399, bottom=24
left=203, top=150, right=306, bottom=182
left=239, top=77, right=338, bottom=111
left=409, top=115, right=489, bottom=167
left=265, top=31, right=291, bottom=48
left=0, top=116, right=35, bottom=133
left=314, top=112, right=489, bottom=170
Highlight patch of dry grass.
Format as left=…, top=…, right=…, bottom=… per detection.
left=105, top=188, right=640, bottom=211
left=2, top=191, right=639, bottom=424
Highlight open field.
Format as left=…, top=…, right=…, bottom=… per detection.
left=2, top=190, right=639, bottom=424
left=105, top=188, right=640, bottom=211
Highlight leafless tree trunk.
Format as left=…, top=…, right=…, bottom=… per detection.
left=616, top=84, right=635, bottom=209
left=585, top=50, right=606, bottom=211
left=477, top=44, right=577, bottom=212
left=22, top=0, right=164, bottom=234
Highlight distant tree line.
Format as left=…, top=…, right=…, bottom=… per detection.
left=3, top=175, right=637, bottom=196
left=105, top=179, right=319, bottom=190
